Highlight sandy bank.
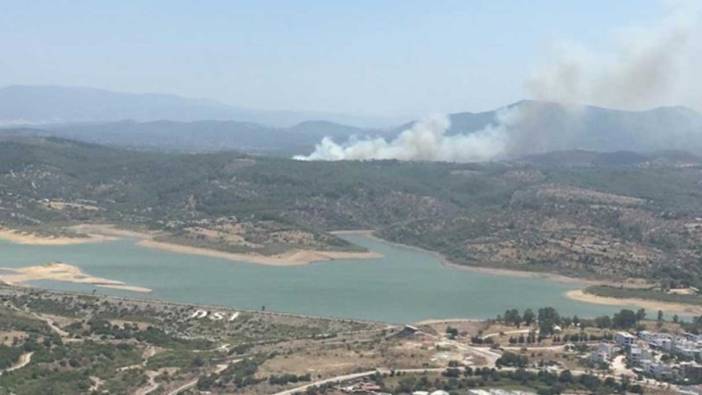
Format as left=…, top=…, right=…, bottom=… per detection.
left=0, top=262, right=151, bottom=293
left=138, top=239, right=382, bottom=266
left=0, top=227, right=113, bottom=246
left=68, top=224, right=154, bottom=239
left=566, top=289, right=702, bottom=315
left=413, top=318, right=482, bottom=326
left=3, top=224, right=382, bottom=266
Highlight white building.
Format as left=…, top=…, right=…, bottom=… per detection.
left=640, top=331, right=673, bottom=351
left=615, top=332, right=636, bottom=347
left=673, top=340, right=702, bottom=358
left=590, top=343, right=616, bottom=364
left=629, top=344, right=651, bottom=365
left=639, top=359, right=674, bottom=379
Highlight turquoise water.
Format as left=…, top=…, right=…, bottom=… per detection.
left=0, top=234, right=628, bottom=323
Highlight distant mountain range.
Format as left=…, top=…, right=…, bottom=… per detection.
left=43, top=119, right=372, bottom=154
left=0, top=85, right=399, bottom=128
left=1, top=85, right=701, bottom=157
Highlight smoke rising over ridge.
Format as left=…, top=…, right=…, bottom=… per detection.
left=294, top=111, right=518, bottom=163
left=296, top=2, right=702, bottom=162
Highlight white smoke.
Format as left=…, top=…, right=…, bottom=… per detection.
left=294, top=110, right=522, bottom=163
left=296, top=1, right=702, bottom=163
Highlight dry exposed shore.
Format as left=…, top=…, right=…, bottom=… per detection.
left=4, top=223, right=679, bottom=316
left=566, top=289, right=702, bottom=315
left=1, top=224, right=382, bottom=266
left=362, top=231, right=678, bottom=314
left=0, top=227, right=113, bottom=245
left=138, top=239, right=381, bottom=266
left=0, top=262, right=151, bottom=293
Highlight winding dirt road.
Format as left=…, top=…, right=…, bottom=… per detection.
left=0, top=352, right=33, bottom=375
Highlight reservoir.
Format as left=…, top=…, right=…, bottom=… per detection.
left=0, top=234, right=627, bottom=322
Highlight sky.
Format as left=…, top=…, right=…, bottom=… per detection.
left=0, top=0, right=686, bottom=117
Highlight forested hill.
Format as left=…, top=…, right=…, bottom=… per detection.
left=3, top=136, right=702, bottom=287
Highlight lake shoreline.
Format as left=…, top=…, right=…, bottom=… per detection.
left=355, top=231, right=687, bottom=315
left=356, top=230, right=598, bottom=286
left=0, top=224, right=383, bottom=267
left=0, top=224, right=637, bottom=284
left=1, top=223, right=642, bottom=284
left=0, top=227, right=630, bottom=321
left=0, top=226, right=113, bottom=245
left=566, top=289, right=702, bottom=316
left=0, top=262, right=151, bottom=293
left=138, top=238, right=382, bottom=266
left=2, top=224, right=662, bottom=317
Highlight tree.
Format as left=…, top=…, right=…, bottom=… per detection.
left=446, top=326, right=458, bottom=339
left=538, top=307, right=560, bottom=336
left=197, top=374, right=215, bottom=391
left=496, top=352, right=528, bottom=368
left=523, top=309, right=535, bottom=326
left=657, top=310, right=664, bottom=321
left=504, top=309, right=521, bottom=327
left=559, top=369, right=573, bottom=383
left=561, top=316, right=572, bottom=328
left=612, top=309, right=638, bottom=329
left=397, top=376, right=417, bottom=393
left=595, top=315, right=612, bottom=329
left=635, top=308, right=646, bottom=321
left=192, top=356, right=205, bottom=367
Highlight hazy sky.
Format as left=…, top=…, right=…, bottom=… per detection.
left=0, top=0, right=679, bottom=117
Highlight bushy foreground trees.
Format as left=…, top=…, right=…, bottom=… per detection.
left=498, top=306, right=650, bottom=335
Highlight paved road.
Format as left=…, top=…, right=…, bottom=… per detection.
left=272, top=358, right=678, bottom=395
left=272, top=368, right=455, bottom=395
left=271, top=370, right=379, bottom=395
